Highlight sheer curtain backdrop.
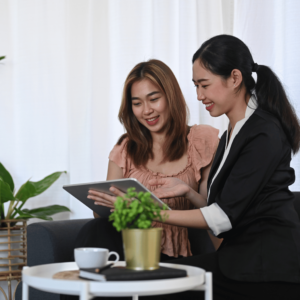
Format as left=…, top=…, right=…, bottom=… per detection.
left=0, top=0, right=231, bottom=221
left=0, top=0, right=299, bottom=223
left=233, top=0, right=300, bottom=189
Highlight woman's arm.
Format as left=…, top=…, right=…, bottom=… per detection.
left=108, top=186, right=210, bottom=229
left=199, top=150, right=223, bottom=250
left=91, top=160, right=124, bottom=218
left=160, top=209, right=209, bottom=229
left=107, top=160, right=124, bottom=180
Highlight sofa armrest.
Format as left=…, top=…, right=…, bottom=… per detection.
left=16, top=218, right=92, bottom=300
left=27, top=218, right=92, bottom=266
left=27, top=218, right=93, bottom=266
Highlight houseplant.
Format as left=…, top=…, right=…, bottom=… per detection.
left=0, top=161, right=70, bottom=294
left=0, top=162, right=70, bottom=223
left=109, top=188, right=168, bottom=270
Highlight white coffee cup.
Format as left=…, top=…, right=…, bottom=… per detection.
left=74, top=247, right=119, bottom=269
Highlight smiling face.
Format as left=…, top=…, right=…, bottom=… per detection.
left=131, top=78, right=169, bottom=134
left=192, top=59, right=236, bottom=117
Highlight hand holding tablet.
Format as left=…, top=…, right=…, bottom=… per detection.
left=63, top=178, right=171, bottom=218
left=87, top=187, right=125, bottom=209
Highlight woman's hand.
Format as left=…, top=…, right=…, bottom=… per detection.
left=148, top=178, right=191, bottom=199
left=88, top=187, right=125, bottom=209
left=148, top=177, right=207, bottom=208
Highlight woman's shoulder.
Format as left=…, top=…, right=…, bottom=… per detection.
left=247, top=109, right=286, bottom=144
left=253, top=108, right=283, bottom=132
left=110, top=134, right=129, bottom=154
left=188, top=125, right=219, bottom=181
left=108, top=135, right=130, bottom=172
left=188, top=124, right=219, bottom=146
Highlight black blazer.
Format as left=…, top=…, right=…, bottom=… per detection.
left=208, top=108, right=300, bottom=282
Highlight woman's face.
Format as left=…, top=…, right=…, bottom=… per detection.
left=192, top=59, right=235, bottom=117
left=131, top=78, right=169, bottom=134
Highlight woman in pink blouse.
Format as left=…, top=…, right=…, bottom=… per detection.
left=83, top=59, right=220, bottom=260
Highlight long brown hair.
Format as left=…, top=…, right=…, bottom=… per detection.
left=118, top=59, right=190, bottom=166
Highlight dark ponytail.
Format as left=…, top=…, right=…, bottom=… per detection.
left=193, top=34, right=300, bottom=154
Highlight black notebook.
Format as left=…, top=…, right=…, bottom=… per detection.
left=79, top=266, right=187, bottom=281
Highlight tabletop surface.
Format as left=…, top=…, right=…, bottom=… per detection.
left=22, top=261, right=206, bottom=297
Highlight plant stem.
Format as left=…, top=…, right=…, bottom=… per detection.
left=10, top=200, right=24, bottom=219
left=0, top=203, right=4, bottom=218
left=0, top=204, right=5, bottom=227
left=6, top=200, right=20, bottom=219
left=6, top=200, right=15, bottom=219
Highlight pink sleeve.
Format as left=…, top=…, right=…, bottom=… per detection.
left=108, top=138, right=129, bottom=176
left=189, top=125, right=219, bottom=182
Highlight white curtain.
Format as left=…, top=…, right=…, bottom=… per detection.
left=0, top=0, right=230, bottom=221
left=233, top=0, right=300, bottom=190
left=1, top=0, right=300, bottom=222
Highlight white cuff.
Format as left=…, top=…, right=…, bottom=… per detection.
left=200, top=203, right=232, bottom=236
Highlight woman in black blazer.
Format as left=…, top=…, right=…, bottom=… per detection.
left=138, top=35, right=300, bottom=299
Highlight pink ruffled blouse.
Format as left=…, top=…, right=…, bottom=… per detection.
left=109, top=125, right=219, bottom=257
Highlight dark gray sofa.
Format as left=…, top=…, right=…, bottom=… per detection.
left=15, top=192, right=300, bottom=300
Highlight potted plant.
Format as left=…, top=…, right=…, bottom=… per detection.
left=0, top=162, right=70, bottom=223
left=109, top=188, right=168, bottom=270
left=0, top=162, right=70, bottom=274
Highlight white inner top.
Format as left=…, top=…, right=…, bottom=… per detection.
left=200, top=96, right=258, bottom=236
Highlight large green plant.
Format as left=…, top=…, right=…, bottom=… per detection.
left=0, top=162, right=70, bottom=221
left=109, top=188, right=168, bottom=231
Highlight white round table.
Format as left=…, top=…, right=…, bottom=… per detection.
left=22, top=261, right=212, bottom=300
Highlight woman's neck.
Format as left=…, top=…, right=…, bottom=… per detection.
left=146, top=129, right=189, bottom=174
left=151, top=131, right=167, bottom=149
left=227, top=93, right=251, bottom=130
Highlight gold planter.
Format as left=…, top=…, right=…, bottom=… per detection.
left=122, top=228, right=162, bottom=270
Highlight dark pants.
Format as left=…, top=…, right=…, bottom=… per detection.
left=149, top=252, right=300, bottom=300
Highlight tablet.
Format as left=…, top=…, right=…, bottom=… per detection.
left=63, top=178, right=171, bottom=218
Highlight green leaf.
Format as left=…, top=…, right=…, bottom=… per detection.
left=0, top=163, right=14, bottom=192
left=0, top=177, right=15, bottom=204
left=14, top=181, right=36, bottom=202
left=22, top=205, right=70, bottom=216
left=14, top=208, right=52, bottom=221
left=32, top=171, right=66, bottom=195
left=0, top=56, right=5, bottom=61
left=14, top=205, right=70, bottom=220
left=15, top=171, right=66, bottom=202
